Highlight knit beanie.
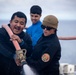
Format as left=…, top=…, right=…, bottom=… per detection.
left=30, top=5, right=42, bottom=15
left=42, top=15, right=58, bottom=29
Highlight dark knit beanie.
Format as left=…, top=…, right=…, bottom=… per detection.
left=42, top=15, right=58, bottom=29
left=30, top=5, right=42, bottom=15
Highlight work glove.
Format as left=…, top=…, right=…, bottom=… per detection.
left=15, top=49, right=27, bottom=66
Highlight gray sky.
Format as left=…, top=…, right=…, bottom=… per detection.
left=0, top=0, right=76, bottom=20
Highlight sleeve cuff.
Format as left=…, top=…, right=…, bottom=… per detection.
left=19, top=39, right=24, bottom=46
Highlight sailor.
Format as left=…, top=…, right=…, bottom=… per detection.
left=0, top=11, right=32, bottom=75
left=26, top=15, right=61, bottom=75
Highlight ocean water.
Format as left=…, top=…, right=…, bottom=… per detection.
left=57, top=20, right=76, bottom=65
left=0, top=20, right=76, bottom=65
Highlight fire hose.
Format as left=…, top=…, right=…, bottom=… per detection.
left=2, top=25, right=26, bottom=65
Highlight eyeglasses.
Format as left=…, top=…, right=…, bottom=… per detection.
left=41, top=25, right=53, bottom=31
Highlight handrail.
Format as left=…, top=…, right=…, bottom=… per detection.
left=25, top=27, right=76, bottom=40
left=58, top=36, right=76, bottom=40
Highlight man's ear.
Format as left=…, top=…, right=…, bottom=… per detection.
left=24, top=25, right=26, bottom=28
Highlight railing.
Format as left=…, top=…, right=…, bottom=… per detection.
left=25, top=26, right=76, bottom=40
left=58, top=36, right=76, bottom=40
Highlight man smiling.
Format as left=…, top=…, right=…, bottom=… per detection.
left=26, top=5, right=43, bottom=48
left=26, top=15, right=61, bottom=75
left=0, top=11, right=32, bottom=75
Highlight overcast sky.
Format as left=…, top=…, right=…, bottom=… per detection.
left=0, top=0, right=76, bottom=20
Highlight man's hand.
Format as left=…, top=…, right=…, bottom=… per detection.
left=10, top=34, right=22, bottom=43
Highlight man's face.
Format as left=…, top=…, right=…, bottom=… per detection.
left=10, top=16, right=26, bottom=34
left=43, top=28, right=55, bottom=36
left=30, top=13, right=41, bottom=24
left=41, top=25, right=55, bottom=36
